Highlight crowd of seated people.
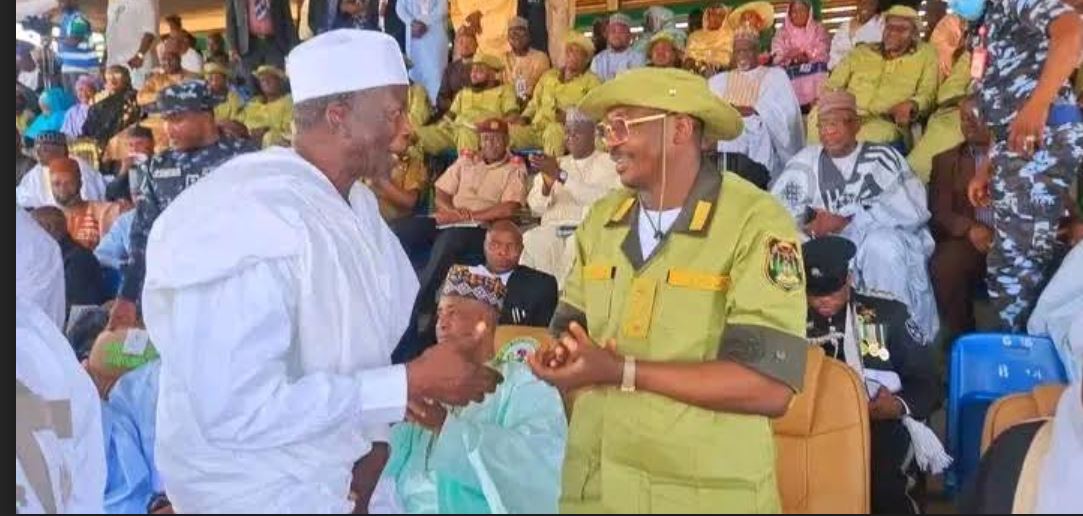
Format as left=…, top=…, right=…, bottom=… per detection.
left=14, top=1, right=1083, bottom=514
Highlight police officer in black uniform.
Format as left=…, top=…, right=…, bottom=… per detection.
left=803, top=236, right=941, bottom=515
left=109, top=81, right=257, bottom=328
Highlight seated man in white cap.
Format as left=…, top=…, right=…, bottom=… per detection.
left=803, top=236, right=945, bottom=515
left=710, top=27, right=804, bottom=180
left=590, top=13, right=646, bottom=82
left=141, top=29, right=502, bottom=513
left=382, top=265, right=566, bottom=514
left=771, top=90, right=939, bottom=341
left=16, top=130, right=107, bottom=209
left=521, top=107, right=622, bottom=285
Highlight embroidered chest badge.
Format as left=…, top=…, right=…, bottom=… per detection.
left=764, top=237, right=804, bottom=292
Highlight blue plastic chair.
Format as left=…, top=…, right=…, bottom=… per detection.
left=945, top=333, right=1068, bottom=496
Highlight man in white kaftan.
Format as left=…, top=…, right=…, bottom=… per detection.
left=142, top=30, right=501, bottom=514
left=522, top=109, right=623, bottom=285
left=590, top=13, right=645, bottom=82
left=710, top=31, right=804, bottom=180
left=17, top=206, right=66, bottom=329
left=397, top=0, right=449, bottom=105
left=16, top=296, right=106, bottom=515
left=771, top=91, right=938, bottom=339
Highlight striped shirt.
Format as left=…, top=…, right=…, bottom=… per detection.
left=58, top=9, right=100, bottom=73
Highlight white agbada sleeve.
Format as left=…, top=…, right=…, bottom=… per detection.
left=844, top=150, right=931, bottom=245
left=16, top=297, right=105, bottom=515
left=770, top=148, right=817, bottom=226
left=561, top=156, right=622, bottom=207
left=1027, top=244, right=1083, bottom=382
left=526, top=173, right=552, bottom=217
left=757, top=68, right=805, bottom=175
left=146, top=258, right=406, bottom=449
left=16, top=207, right=66, bottom=329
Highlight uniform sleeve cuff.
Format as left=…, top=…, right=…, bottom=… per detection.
left=719, top=324, right=808, bottom=392
left=358, top=365, right=408, bottom=424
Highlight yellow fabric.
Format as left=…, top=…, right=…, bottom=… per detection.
left=241, top=94, right=294, bottom=148
left=213, top=90, right=245, bottom=122
left=407, top=83, right=432, bottom=129
left=579, top=68, right=743, bottom=142
left=519, top=69, right=601, bottom=155
left=686, top=27, right=734, bottom=69
left=17, top=111, right=32, bottom=133
left=449, top=0, right=517, bottom=58
left=813, top=43, right=939, bottom=144
left=136, top=72, right=198, bottom=107
left=546, top=0, right=575, bottom=68
left=558, top=172, right=807, bottom=513
left=372, top=147, right=427, bottom=221
left=907, top=52, right=971, bottom=182
left=884, top=5, right=920, bottom=19
left=418, top=85, right=519, bottom=153
left=503, top=49, right=552, bottom=99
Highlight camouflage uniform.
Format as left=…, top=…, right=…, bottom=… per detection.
left=977, top=0, right=1083, bottom=331
left=118, top=82, right=257, bottom=302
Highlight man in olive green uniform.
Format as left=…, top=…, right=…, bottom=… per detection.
left=512, top=33, right=602, bottom=156
left=810, top=5, right=938, bottom=148
left=527, top=68, right=809, bottom=513
left=416, top=54, right=521, bottom=154
left=907, top=49, right=971, bottom=182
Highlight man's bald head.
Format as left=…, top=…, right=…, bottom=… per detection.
left=49, top=157, right=83, bottom=208
left=31, top=207, right=68, bottom=242
left=484, top=221, right=524, bottom=274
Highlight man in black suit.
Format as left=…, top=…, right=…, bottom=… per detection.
left=396, top=220, right=558, bottom=361
left=226, top=0, right=299, bottom=91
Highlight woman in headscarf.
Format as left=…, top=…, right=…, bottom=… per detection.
left=24, top=88, right=75, bottom=143
left=685, top=3, right=732, bottom=76
left=772, top=0, right=831, bottom=110
left=82, top=66, right=142, bottom=147
left=61, top=75, right=99, bottom=139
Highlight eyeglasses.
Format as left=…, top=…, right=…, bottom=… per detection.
left=596, top=113, right=669, bottom=147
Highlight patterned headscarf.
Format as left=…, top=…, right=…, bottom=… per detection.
left=440, top=265, right=507, bottom=311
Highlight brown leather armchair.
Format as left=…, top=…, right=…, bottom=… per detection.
left=772, top=347, right=871, bottom=514
left=981, top=383, right=1067, bottom=454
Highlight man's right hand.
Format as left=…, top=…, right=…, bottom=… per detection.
left=433, top=210, right=462, bottom=225
left=411, top=21, right=428, bottom=38
left=967, top=159, right=992, bottom=208
left=107, top=298, right=139, bottom=330
left=128, top=54, right=145, bottom=69
left=967, top=224, right=994, bottom=254
left=406, top=344, right=502, bottom=406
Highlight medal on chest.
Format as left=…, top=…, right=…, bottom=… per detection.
left=856, top=309, right=890, bottom=362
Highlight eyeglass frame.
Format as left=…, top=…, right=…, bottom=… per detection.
left=596, top=112, right=671, bottom=147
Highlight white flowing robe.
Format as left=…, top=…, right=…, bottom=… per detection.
left=771, top=143, right=939, bottom=339
left=590, top=48, right=646, bottom=82
left=143, top=147, right=419, bottom=513
left=397, top=0, right=450, bottom=105
left=16, top=206, right=66, bottom=329
left=16, top=158, right=107, bottom=208
left=1027, top=243, right=1083, bottom=382
left=709, top=66, right=805, bottom=180
left=16, top=296, right=106, bottom=515
left=522, top=150, right=623, bottom=286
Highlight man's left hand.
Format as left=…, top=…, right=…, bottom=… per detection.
left=527, top=322, right=623, bottom=392
left=1008, top=99, right=1049, bottom=157
left=128, top=54, right=144, bottom=69
left=869, top=387, right=904, bottom=421
left=889, top=100, right=917, bottom=126
left=406, top=398, right=448, bottom=432
left=433, top=210, right=462, bottom=225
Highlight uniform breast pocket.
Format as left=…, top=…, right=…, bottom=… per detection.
left=582, top=264, right=615, bottom=335
left=656, top=269, right=728, bottom=343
